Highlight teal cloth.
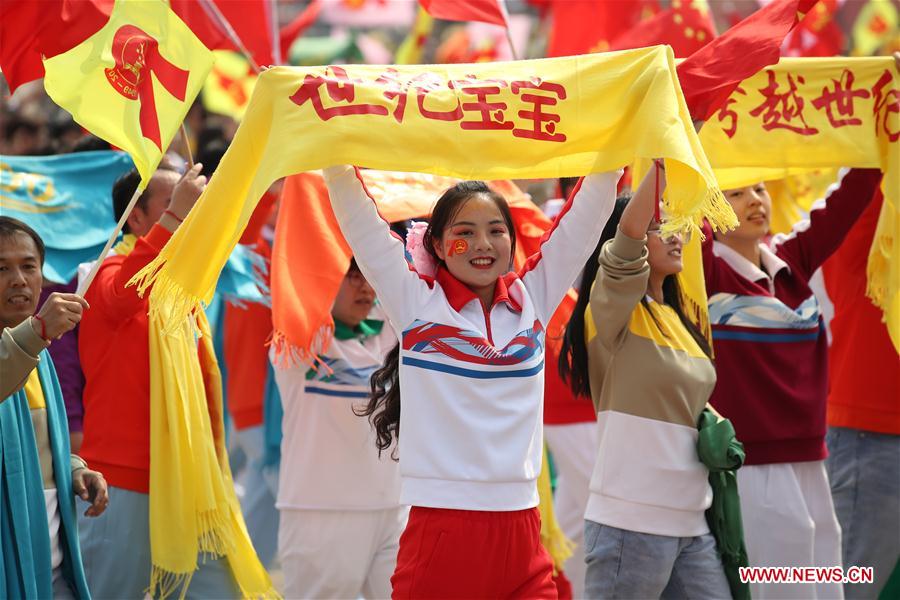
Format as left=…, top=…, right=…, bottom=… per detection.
left=0, top=151, right=133, bottom=283
left=697, top=409, right=751, bottom=600
left=0, top=352, right=90, bottom=599
left=262, top=361, right=283, bottom=470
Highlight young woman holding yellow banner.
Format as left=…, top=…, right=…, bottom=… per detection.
left=559, top=164, right=731, bottom=599
left=323, top=163, right=622, bottom=598
left=703, top=168, right=884, bottom=600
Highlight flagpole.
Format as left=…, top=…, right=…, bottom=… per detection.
left=269, top=0, right=282, bottom=66
left=198, top=0, right=263, bottom=73
left=76, top=184, right=146, bottom=296
left=498, top=0, right=518, bottom=60
left=180, top=123, right=195, bottom=168
left=504, top=27, right=519, bottom=60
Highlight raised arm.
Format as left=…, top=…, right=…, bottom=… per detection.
left=518, top=169, right=623, bottom=326
left=88, top=225, right=173, bottom=323
left=771, top=168, right=882, bottom=282
left=587, top=164, right=664, bottom=351
left=589, top=231, right=651, bottom=352
left=87, top=164, right=206, bottom=323
left=323, top=165, right=430, bottom=331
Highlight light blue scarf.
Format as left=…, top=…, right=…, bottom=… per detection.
left=0, top=351, right=90, bottom=599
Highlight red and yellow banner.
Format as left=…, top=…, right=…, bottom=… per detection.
left=202, top=50, right=257, bottom=120
left=131, top=46, right=730, bottom=345
left=700, top=57, right=899, bottom=349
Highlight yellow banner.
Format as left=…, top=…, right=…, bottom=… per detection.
left=132, top=45, right=731, bottom=324
left=700, top=57, right=899, bottom=349
left=42, top=0, right=214, bottom=184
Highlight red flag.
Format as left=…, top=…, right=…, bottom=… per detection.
left=535, top=0, right=658, bottom=57
left=783, top=0, right=845, bottom=56
left=677, top=0, right=820, bottom=121
left=280, top=0, right=322, bottom=59
left=0, top=0, right=113, bottom=93
left=419, top=0, right=507, bottom=27
left=169, top=0, right=274, bottom=68
left=610, top=0, right=717, bottom=58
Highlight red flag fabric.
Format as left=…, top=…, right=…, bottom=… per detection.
left=280, top=0, right=322, bottom=60
left=169, top=0, right=274, bottom=68
left=677, top=0, right=820, bottom=121
left=533, top=0, right=658, bottom=57
left=783, top=0, right=845, bottom=56
left=610, top=0, right=717, bottom=58
left=419, top=0, right=507, bottom=27
left=0, top=0, right=113, bottom=93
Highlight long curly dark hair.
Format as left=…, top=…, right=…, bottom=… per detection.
left=354, top=181, right=517, bottom=458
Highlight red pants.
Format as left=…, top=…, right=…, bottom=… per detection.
left=391, top=506, right=558, bottom=599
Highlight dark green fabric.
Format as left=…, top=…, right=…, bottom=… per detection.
left=333, top=318, right=384, bottom=341
left=879, top=558, right=900, bottom=600
left=697, top=409, right=751, bottom=600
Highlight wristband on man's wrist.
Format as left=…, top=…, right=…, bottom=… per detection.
left=163, top=209, right=184, bottom=223
left=31, top=315, right=50, bottom=342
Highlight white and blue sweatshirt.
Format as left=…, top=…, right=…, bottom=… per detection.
left=323, top=165, right=621, bottom=511
left=274, top=307, right=401, bottom=511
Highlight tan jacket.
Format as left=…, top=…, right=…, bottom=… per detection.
left=1, top=318, right=49, bottom=401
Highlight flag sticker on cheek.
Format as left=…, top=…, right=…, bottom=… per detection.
left=450, top=239, right=468, bottom=255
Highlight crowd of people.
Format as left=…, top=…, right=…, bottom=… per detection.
left=1, top=30, right=898, bottom=600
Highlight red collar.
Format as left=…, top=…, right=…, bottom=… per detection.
left=435, top=266, right=523, bottom=313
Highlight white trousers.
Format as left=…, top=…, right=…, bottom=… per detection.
left=738, top=461, right=844, bottom=600
left=545, top=421, right=599, bottom=599
left=278, top=506, right=408, bottom=600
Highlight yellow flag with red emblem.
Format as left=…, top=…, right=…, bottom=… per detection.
left=42, top=0, right=214, bottom=184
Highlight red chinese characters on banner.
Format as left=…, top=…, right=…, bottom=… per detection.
left=716, top=86, right=747, bottom=139
left=749, top=70, right=819, bottom=136
left=511, top=79, right=567, bottom=143
left=287, top=66, right=570, bottom=143
left=812, top=70, right=871, bottom=128
left=871, top=69, right=900, bottom=143
left=451, top=75, right=515, bottom=132
left=289, top=66, right=389, bottom=120
left=411, top=73, right=464, bottom=122
left=717, top=67, right=900, bottom=141
left=375, top=68, right=410, bottom=123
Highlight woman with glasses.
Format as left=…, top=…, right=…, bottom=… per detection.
left=273, top=258, right=405, bottom=600
left=560, top=162, right=730, bottom=598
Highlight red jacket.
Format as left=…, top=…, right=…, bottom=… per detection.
left=79, top=224, right=216, bottom=493
left=543, top=344, right=595, bottom=425
left=824, top=191, right=900, bottom=435
left=224, top=239, right=272, bottom=430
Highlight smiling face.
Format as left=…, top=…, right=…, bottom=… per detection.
left=331, top=266, right=376, bottom=328
left=719, top=182, right=772, bottom=244
left=647, top=220, right=685, bottom=276
left=432, top=194, right=513, bottom=294
left=0, top=231, right=43, bottom=329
